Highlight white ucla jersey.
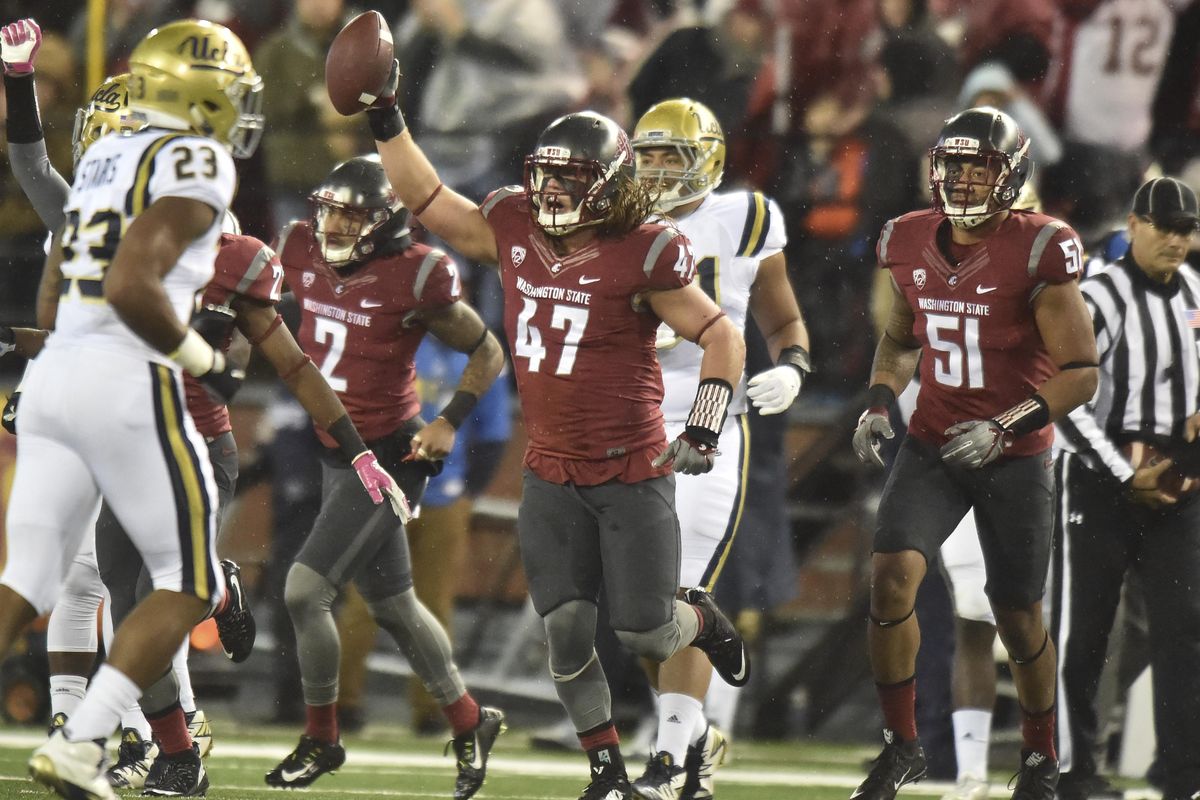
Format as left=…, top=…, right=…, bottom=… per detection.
left=658, top=190, right=786, bottom=422
left=48, top=129, right=236, bottom=364
left=1063, top=0, right=1176, bottom=150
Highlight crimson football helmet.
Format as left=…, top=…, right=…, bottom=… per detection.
left=929, top=107, right=1031, bottom=229
left=310, top=154, right=410, bottom=267
left=524, top=111, right=635, bottom=236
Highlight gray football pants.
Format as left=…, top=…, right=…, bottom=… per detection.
left=285, top=455, right=466, bottom=708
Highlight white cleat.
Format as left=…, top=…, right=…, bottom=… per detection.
left=29, top=730, right=117, bottom=800
left=682, top=724, right=728, bottom=800
left=186, top=709, right=213, bottom=759
left=941, top=775, right=991, bottom=800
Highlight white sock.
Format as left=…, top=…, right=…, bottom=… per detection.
left=691, top=710, right=708, bottom=744
left=657, top=693, right=704, bottom=767
left=120, top=702, right=152, bottom=740
left=952, top=708, right=992, bottom=781
left=703, top=667, right=741, bottom=733
left=172, top=640, right=195, bottom=714
left=64, top=664, right=141, bottom=742
left=49, top=674, right=89, bottom=717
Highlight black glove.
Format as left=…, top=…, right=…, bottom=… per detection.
left=653, top=427, right=719, bottom=475
left=191, top=304, right=237, bottom=349
left=198, top=351, right=244, bottom=405
left=2, top=391, right=19, bottom=435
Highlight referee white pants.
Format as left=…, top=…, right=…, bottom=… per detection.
left=1, top=345, right=223, bottom=615
left=666, top=414, right=749, bottom=591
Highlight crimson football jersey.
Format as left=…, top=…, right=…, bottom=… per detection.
left=185, top=233, right=284, bottom=439
left=481, top=187, right=695, bottom=485
left=277, top=221, right=460, bottom=448
left=880, top=209, right=1084, bottom=456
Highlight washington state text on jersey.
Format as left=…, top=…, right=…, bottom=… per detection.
left=301, top=297, right=373, bottom=327
left=916, top=297, right=993, bottom=316
left=515, top=275, right=593, bottom=305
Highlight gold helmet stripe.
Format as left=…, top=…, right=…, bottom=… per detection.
left=125, top=133, right=189, bottom=216
left=737, top=192, right=770, bottom=257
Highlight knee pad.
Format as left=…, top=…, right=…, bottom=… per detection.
left=544, top=600, right=598, bottom=678
left=615, top=618, right=682, bottom=663
left=284, top=563, right=338, bottom=621
left=46, top=565, right=104, bottom=653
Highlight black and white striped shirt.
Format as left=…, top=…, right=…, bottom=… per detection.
left=1056, top=254, right=1200, bottom=482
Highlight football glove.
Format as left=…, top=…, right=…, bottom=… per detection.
left=852, top=408, right=894, bottom=467
left=352, top=450, right=413, bottom=522
left=653, top=429, right=719, bottom=476
left=747, top=365, right=802, bottom=415
left=940, top=420, right=1009, bottom=468
left=191, top=304, right=237, bottom=349
left=1, top=391, right=18, bottom=435
left=1, top=19, right=40, bottom=75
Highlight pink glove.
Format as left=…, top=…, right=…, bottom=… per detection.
left=1, top=19, right=41, bottom=76
left=352, top=450, right=412, bottom=523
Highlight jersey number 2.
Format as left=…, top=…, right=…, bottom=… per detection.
left=314, top=317, right=348, bottom=392
left=514, top=298, right=589, bottom=375
left=926, top=313, right=984, bottom=389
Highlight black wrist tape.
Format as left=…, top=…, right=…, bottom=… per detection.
left=4, top=74, right=43, bottom=144
left=328, top=414, right=368, bottom=461
left=366, top=104, right=406, bottom=142
left=777, top=344, right=812, bottom=379
left=438, top=390, right=478, bottom=430
left=686, top=378, right=732, bottom=442
left=865, top=383, right=897, bottom=411
left=994, top=394, right=1050, bottom=437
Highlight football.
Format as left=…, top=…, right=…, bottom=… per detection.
left=325, top=10, right=394, bottom=116
left=1121, top=440, right=1200, bottom=497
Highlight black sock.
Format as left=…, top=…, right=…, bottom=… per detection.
left=586, top=743, right=626, bottom=782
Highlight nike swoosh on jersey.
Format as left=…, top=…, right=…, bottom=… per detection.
left=579, top=276, right=601, bottom=285
left=360, top=299, right=384, bottom=308
left=975, top=285, right=997, bottom=294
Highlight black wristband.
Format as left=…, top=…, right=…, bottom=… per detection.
left=865, top=383, right=897, bottom=411
left=777, top=344, right=812, bottom=380
left=328, top=414, right=368, bottom=461
left=4, top=73, right=43, bottom=144
left=437, top=390, right=478, bottom=430
left=366, top=104, right=406, bottom=142
left=994, top=394, right=1050, bottom=437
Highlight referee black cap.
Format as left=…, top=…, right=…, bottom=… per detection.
left=1132, top=177, right=1200, bottom=232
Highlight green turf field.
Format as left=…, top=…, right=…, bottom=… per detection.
left=0, top=722, right=1158, bottom=800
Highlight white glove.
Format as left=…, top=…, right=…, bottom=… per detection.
left=747, top=365, right=802, bottom=415
left=1, top=19, right=41, bottom=75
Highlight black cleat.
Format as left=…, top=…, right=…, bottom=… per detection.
left=632, top=751, right=687, bottom=799
left=142, top=743, right=208, bottom=797
left=683, top=588, right=750, bottom=687
left=214, top=559, right=256, bottom=663
left=1008, top=750, right=1058, bottom=800
left=264, top=736, right=346, bottom=788
left=1056, top=772, right=1123, bottom=800
left=850, top=729, right=927, bottom=800
left=447, top=706, right=506, bottom=799
left=581, top=769, right=634, bottom=800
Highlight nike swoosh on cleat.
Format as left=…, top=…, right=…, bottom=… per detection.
left=894, top=767, right=912, bottom=790
left=730, top=654, right=748, bottom=683
left=280, top=765, right=316, bottom=783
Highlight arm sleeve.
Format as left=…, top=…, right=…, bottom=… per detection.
left=8, top=142, right=69, bottom=232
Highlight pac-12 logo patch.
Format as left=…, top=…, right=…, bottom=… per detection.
left=302, top=271, right=315, bottom=288
left=913, top=268, right=926, bottom=290
left=511, top=246, right=526, bottom=268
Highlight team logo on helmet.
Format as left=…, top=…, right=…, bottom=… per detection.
left=511, top=246, right=526, bottom=268
left=913, top=268, right=926, bottom=290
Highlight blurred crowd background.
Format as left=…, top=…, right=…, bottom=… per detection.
left=0, top=0, right=1196, bottom=768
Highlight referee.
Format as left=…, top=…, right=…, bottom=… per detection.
left=1053, top=176, right=1200, bottom=800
